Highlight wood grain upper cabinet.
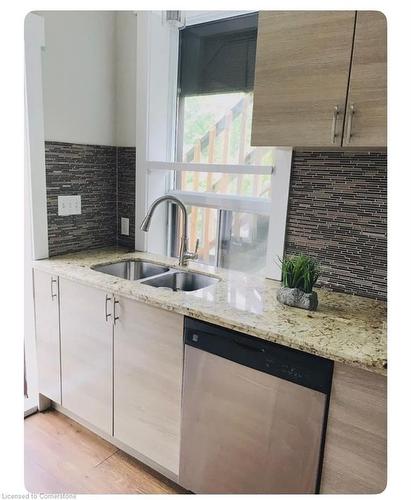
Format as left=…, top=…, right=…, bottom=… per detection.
left=113, top=297, right=184, bottom=476
left=251, top=11, right=356, bottom=147
left=343, top=12, right=387, bottom=146
left=59, top=278, right=113, bottom=435
left=33, top=269, right=61, bottom=404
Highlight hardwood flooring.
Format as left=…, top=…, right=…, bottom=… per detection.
left=24, top=409, right=187, bottom=494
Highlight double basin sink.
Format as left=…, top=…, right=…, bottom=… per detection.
left=92, top=260, right=219, bottom=292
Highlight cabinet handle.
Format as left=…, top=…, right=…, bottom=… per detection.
left=330, top=105, right=339, bottom=144
left=105, top=295, right=112, bottom=322
left=114, top=299, right=120, bottom=324
left=50, top=277, right=58, bottom=301
left=346, top=104, right=355, bottom=144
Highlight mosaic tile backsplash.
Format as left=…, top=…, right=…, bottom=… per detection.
left=285, top=150, right=387, bottom=300
left=45, top=142, right=386, bottom=300
left=117, top=147, right=136, bottom=249
left=45, top=141, right=136, bottom=256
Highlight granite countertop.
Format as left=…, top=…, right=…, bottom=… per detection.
left=33, top=247, right=387, bottom=375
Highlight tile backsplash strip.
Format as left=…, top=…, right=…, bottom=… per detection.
left=45, top=141, right=135, bottom=256
left=45, top=142, right=386, bottom=300
left=285, top=150, right=387, bottom=300
left=117, top=147, right=136, bottom=248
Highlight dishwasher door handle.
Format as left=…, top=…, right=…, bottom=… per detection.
left=184, top=317, right=334, bottom=395
left=233, top=339, right=265, bottom=354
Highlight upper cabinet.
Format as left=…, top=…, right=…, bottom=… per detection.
left=251, top=11, right=387, bottom=148
left=343, top=12, right=387, bottom=146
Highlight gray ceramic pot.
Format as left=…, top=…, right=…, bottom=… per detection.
left=276, top=287, right=318, bottom=311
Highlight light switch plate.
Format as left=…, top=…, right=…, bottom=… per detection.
left=121, top=217, right=130, bottom=236
left=58, top=195, right=81, bottom=216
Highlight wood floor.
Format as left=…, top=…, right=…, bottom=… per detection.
left=24, top=409, right=187, bottom=494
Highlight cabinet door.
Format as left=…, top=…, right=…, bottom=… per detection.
left=59, top=278, right=113, bottom=435
left=251, top=11, right=355, bottom=147
left=33, top=269, right=61, bottom=403
left=343, top=12, right=387, bottom=146
left=114, top=297, right=184, bottom=475
left=320, top=363, right=387, bottom=493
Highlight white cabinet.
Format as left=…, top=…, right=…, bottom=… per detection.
left=113, top=297, right=184, bottom=475
left=59, top=278, right=113, bottom=435
left=33, top=269, right=61, bottom=403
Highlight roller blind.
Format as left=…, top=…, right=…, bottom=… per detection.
left=179, top=13, right=258, bottom=97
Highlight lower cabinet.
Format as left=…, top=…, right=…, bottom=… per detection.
left=34, top=271, right=386, bottom=490
left=58, top=277, right=184, bottom=475
left=113, top=297, right=184, bottom=475
left=59, top=278, right=113, bottom=435
left=320, top=363, right=387, bottom=494
left=33, top=269, right=61, bottom=404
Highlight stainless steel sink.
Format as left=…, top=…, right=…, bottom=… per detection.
left=142, top=271, right=219, bottom=292
left=92, top=260, right=169, bottom=280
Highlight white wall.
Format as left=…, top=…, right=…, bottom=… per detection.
left=24, top=13, right=45, bottom=415
left=25, top=13, right=48, bottom=259
left=40, top=11, right=117, bottom=146
left=115, top=12, right=137, bottom=147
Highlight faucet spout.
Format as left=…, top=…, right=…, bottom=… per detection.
left=140, top=195, right=197, bottom=266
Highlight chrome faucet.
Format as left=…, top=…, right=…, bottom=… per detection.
left=140, top=195, right=199, bottom=266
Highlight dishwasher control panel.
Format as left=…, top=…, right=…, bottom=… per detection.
left=185, top=317, right=334, bottom=394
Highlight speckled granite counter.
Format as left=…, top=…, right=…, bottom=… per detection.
left=33, top=247, right=387, bottom=375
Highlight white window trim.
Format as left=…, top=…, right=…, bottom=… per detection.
left=168, top=190, right=271, bottom=215
left=135, top=11, right=179, bottom=254
left=135, top=11, right=292, bottom=280
left=265, top=147, right=293, bottom=280
left=184, top=11, right=257, bottom=26
left=147, top=160, right=273, bottom=175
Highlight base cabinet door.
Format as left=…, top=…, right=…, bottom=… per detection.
left=59, top=278, right=113, bottom=435
left=113, top=297, right=184, bottom=475
left=320, top=363, right=387, bottom=493
left=33, top=269, right=61, bottom=403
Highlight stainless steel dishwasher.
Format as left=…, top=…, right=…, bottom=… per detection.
left=180, top=318, right=333, bottom=494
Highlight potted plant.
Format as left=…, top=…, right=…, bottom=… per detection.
left=277, top=255, right=320, bottom=311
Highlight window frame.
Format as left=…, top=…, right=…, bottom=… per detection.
left=137, top=11, right=292, bottom=280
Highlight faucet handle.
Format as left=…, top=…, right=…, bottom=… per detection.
left=194, top=238, right=200, bottom=255
left=184, top=238, right=199, bottom=264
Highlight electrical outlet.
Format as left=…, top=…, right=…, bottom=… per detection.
left=121, top=217, right=130, bottom=236
left=58, top=195, right=81, bottom=216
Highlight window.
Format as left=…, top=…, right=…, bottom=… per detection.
left=178, top=92, right=273, bottom=197
left=166, top=13, right=275, bottom=273
left=139, top=11, right=291, bottom=280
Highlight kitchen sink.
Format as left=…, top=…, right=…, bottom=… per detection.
left=92, top=259, right=219, bottom=292
left=142, top=271, right=219, bottom=292
left=92, top=260, right=169, bottom=280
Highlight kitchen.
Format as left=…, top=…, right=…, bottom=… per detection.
left=23, top=8, right=387, bottom=495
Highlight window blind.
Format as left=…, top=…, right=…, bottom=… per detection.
left=179, top=13, right=258, bottom=97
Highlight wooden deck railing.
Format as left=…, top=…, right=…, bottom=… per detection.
left=182, top=94, right=272, bottom=264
